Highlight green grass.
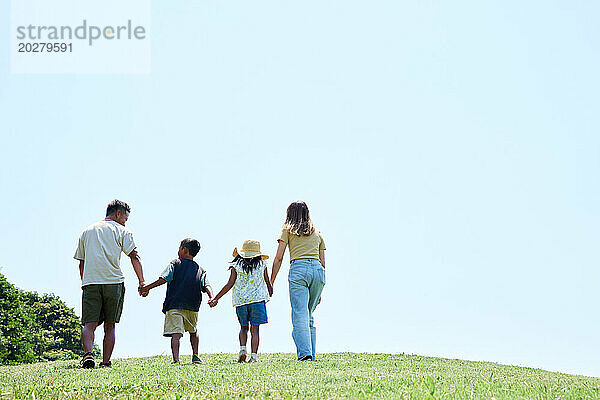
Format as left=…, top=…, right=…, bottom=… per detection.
left=1, top=353, right=599, bottom=399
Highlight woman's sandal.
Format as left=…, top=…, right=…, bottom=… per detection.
left=80, top=352, right=95, bottom=369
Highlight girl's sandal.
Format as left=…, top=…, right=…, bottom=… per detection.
left=99, top=361, right=112, bottom=368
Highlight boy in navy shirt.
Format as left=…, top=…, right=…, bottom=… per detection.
left=141, top=238, right=213, bottom=364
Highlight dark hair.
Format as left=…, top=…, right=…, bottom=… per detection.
left=106, top=199, right=131, bottom=216
left=231, top=255, right=263, bottom=274
left=283, top=201, right=315, bottom=236
left=180, top=238, right=201, bottom=257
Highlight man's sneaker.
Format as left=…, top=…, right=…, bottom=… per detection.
left=238, top=349, right=247, bottom=363
left=247, top=357, right=257, bottom=363
left=298, top=355, right=313, bottom=361
left=80, top=352, right=95, bottom=369
left=192, top=355, right=203, bottom=364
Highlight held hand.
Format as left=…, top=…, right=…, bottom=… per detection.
left=208, top=298, right=218, bottom=308
left=139, top=285, right=149, bottom=297
left=137, top=281, right=146, bottom=295
left=268, top=286, right=273, bottom=297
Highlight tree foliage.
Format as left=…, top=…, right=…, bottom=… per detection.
left=0, top=273, right=85, bottom=365
left=0, top=274, right=37, bottom=364
left=22, top=291, right=85, bottom=361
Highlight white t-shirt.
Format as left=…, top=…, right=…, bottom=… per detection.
left=74, top=219, right=136, bottom=287
left=231, top=262, right=270, bottom=307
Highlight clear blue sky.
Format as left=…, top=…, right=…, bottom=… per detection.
left=1, top=1, right=599, bottom=377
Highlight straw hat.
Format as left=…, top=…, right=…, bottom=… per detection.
left=232, top=240, right=270, bottom=260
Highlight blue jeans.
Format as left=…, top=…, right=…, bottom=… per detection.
left=288, top=258, right=325, bottom=360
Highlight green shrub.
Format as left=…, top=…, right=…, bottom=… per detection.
left=0, top=273, right=86, bottom=365
left=0, top=274, right=37, bottom=365
left=22, top=291, right=84, bottom=360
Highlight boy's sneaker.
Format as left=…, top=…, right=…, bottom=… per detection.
left=247, top=357, right=257, bottom=363
left=192, top=355, right=203, bottom=364
left=238, top=349, right=247, bottom=363
left=80, top=352, right=95, bottom=369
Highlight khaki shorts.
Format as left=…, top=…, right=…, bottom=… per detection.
left=81, top=283, right=125, bottom=325
left=163, top=309, right=198, bottom=337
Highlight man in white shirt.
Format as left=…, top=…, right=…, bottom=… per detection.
left=74, top=199, right=145, bottom=368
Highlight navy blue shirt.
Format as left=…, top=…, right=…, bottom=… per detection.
left=160, top=259, right=209, bottom=313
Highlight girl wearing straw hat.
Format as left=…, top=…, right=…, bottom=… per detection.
left=270, top=201, right=326, bottom=361
left=208, top=240, right=273, bottom=363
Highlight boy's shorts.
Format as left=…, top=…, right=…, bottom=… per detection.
left=163, top=309, right=198, bottom=337
left=81, top=283, right=125, bottom=325
left=236, top=301, right=268, bottom=326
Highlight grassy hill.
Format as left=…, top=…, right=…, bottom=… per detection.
left=1, top=353, right=598, bottom=399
